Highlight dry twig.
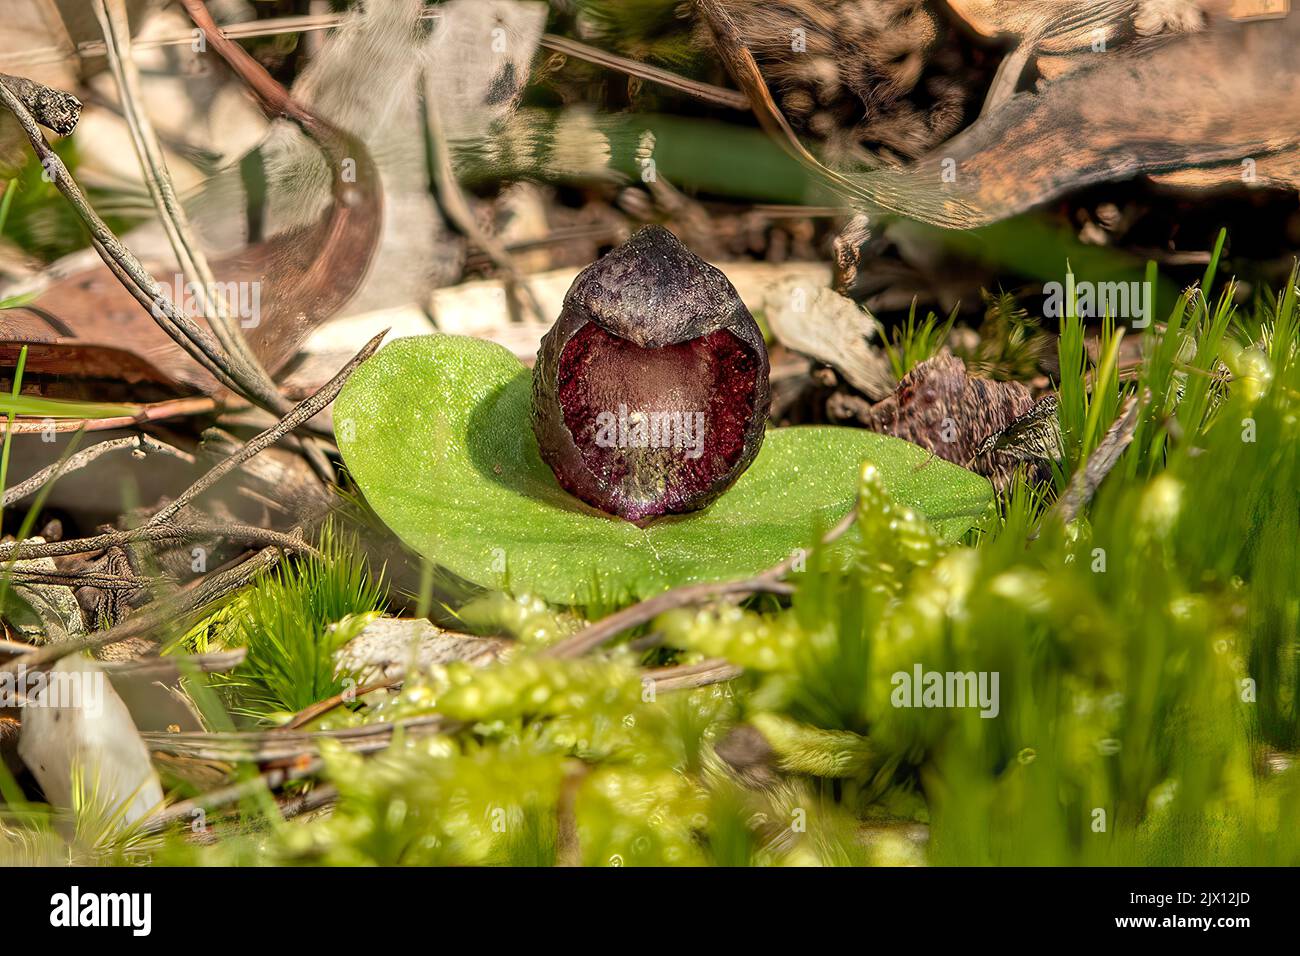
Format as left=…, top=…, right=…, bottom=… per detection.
left=4, top=545, right=284, bottom=672
left=538, top=33, right=748, bottom=110
left=544, top=506, right=858, bottom=659
left=0, top=329, right=382, bottom=669
left=1, top=434, right=195, bottom=508
left=1049, top=392, right=1142, bottom=525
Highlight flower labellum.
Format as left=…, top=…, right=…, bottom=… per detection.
left=532, top=225, right=771, bottom=522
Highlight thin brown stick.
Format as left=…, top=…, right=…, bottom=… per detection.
left=1, top=434, right=195, bottom=508
left=148, top=330, right=383, bottom=526
left=6, top=12, right=409, bottom=71
left=547, top=577, right=796, bottom=662
left=0, top=396, right=224, bottom=435
left=100, top=648, right=246, bottom=680
left=538, top=34, right=749, bottom=110
left=276, top=783, right=338, bottom=822
left=3, top=545, right=284, bottom=672
left=544, top=506, right=858, bottom=660
left=0, top=519, right=315, bottom=565
left=141, top=713, right=457, bottom=763
left=280, top=676, right=402, bottom=731
left=0, top=79, right=278, bottom=414
left=643, top=658, right=742, bottom=691
left=139, top=757, right=325, bottom=835
left=2, top=569, right=151, bottom=591
left=178, top=0, right=319, bottom=129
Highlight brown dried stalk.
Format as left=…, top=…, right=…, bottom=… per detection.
left=538, top=33, right=749, bottom=110
left=0, top=521, right=313, bottom=566
left=0, top=396, right=224, bottom=436
left=4, top=544, right=284, bottom=672
left=141, top=713, right=455, bottom=763
left=1, top=434, right=195, bottom=508
left=543, top=506, right=858, bottom=660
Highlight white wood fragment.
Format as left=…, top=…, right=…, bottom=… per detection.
left=18, top=655, right=164, bottom=826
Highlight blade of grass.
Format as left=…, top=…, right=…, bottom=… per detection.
left=0, top=394, right=137, bottom=418
left=1200, top=227, right=1228, bottom=300
left=0, top=178, right=15, bottom=236
left=0, top=345, right=29, bottom=530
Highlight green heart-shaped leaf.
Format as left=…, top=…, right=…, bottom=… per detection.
left=335, top=335, right=991, bottom=604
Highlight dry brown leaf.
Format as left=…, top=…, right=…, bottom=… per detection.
left=704, top=2, right=1299, bottom=229
left=868, top=12, right=1300, bottom=228
left=946, top=0, right=1139, bottom=51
